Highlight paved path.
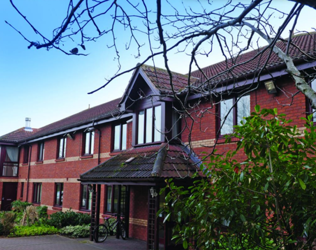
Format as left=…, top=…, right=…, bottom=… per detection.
left=0, top=235, right=147, bottom=250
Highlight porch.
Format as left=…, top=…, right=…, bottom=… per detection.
left=79, top=143, right=203, bottom=250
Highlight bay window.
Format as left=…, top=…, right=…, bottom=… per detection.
left=0, top=146, right=18, bottom=177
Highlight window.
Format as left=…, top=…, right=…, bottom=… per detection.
left=219, top=95, right=250, bottom=135
left=57, top=137, right=67, bottom=158
left=0, top=146, right=19, bottom=177
left=33, top=183, right=42, bottom=203
left=310, top=79, right=316, bottom=121
left=114, top=123, right=127, bottom=151
left=38, top=142, right=44, bottom=161
left=21, top=182, right=24, bottom=198
left=81, top=185, right=92, bottom=210
left=137, top=106, right=162, bottom=144
left=105, top=185, right=126, bottom=214
left=84, top=131, right=94, bottom=155
left=23, top=146, right=29, bottom=163
left=55, top=183, right=63, bottom=207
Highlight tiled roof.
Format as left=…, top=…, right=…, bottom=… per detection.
left=141, top=65, right=198, bottom=93
left=1, top=98, right=121, bottom=143
left=191, top=33, right=316, bottom=87
left=80, top=144, right=202, bottom=181
left=0, top=128, right=39, bottom=143
left=140, top=33, right=316, bottom=94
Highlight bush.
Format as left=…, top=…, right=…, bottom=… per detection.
left=1, top=212, right=16, bottom=236
left=48, top=210, right=90, bottom=228
left=10, top=225, right=58, bottom=237
left=11, top=200, right=32, bottom=213
left=59, top=225, right=90, bottom=238
left=11, top=200, right=32, bottom=224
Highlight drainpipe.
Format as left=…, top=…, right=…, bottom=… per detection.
left=26, top=145, right=32, bottom=202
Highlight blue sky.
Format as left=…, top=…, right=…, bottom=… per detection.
left=0, top=1, right=315, bottom=136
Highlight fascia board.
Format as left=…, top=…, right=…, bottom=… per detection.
left=19, top=113, right=132, bottom=146
left=187, top=61, right=316, bottom=101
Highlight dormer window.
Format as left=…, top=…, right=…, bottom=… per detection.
left=137, top=106, right=162, bottom=145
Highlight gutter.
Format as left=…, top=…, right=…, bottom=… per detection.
left=19, top=113, right=132, bottom=146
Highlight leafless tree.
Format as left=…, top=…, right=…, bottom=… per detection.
left=6, top=0, right=316, bottom=149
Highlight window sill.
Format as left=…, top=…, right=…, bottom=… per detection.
left=80, top=154, right=93, bottom=160
left=52, top=206, right=62, bottom=211
left=79, top=209, right=90, bottom=213
left=22, top=163, right=28, bottom=166
left=32, top=203, right=41, bottom=206
left=55, top=158, right=65, bottom=162
left=35, top=161, right=43, bottom=164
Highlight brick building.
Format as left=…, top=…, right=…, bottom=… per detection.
left=0, top=33, right=315, bottom=250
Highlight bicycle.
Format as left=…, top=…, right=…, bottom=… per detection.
left=94, top=214, right=127, bottom=243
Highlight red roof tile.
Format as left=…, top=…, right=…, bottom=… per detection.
left=1, top=98, right=121, bottom=143
left=191, top=33, right=316, bottom=86
left=0, top=128, right=39, bottom=143
left=141, top=65, right=198, bottom=93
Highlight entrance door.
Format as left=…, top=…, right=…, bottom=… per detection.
left=1, top=182, right=18, bottom=211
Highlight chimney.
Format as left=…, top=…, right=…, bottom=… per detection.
left=24, top=117, right=33, bottom=132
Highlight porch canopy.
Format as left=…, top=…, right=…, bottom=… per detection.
left=79, top=143, right=203, bottom=186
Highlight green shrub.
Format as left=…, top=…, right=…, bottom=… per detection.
left=10, top=225, right=58, bottom=237
left=59, top=225, right=90, bottom=238
left=11, top=200, right=32, bottom=213
left=1, top=212, right=16, bottom=236
left=48, top=210, right=90, bottom=228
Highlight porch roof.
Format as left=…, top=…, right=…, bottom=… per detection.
left=79, top=143, right=203, bottom=183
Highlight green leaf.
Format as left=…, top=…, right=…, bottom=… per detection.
left=183, top=239, right=188, bottom=249
left=240, top=171, right=244, bottom=181
left=254, top=105, right=260, bottom=113
left=298, top=178, right=306, bottom=190
left=240, top=214, right=246, bottom=222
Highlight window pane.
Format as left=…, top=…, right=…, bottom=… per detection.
left=237, top=95, right=250, bottom=125
left=107, top=186, right=112, bottom=212
left=82, top=185, right=87, bottom=208
left=85, top=133, right=90, bottom=154
left=5, top=146, right=18, bottom=162
left=38, top=184, right=42, bottom=203
left=88, top=190, right=92, bottom=210
left=138, top=111, right=144, bottom=144
left=220, top=99, right=234, bottom=135
left=154, top=106, right=162, bottom=142
left=122, top=124, right=127, bottom=150
left=113, top=186, right=119, bottom=213
left=58, top=138, right=64, bottom=158
left=56, top=185, right=60, bottom=205
left=146, top=108, right=153, bottom=143
left=114, top=125, right=121, bottom=150
left=63, top=138, right=67, bottom=157
left=90, top=132, right=94, bottom=154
